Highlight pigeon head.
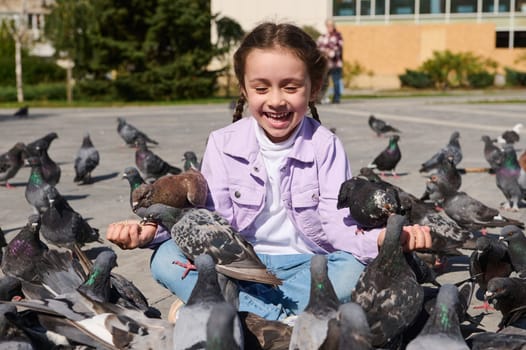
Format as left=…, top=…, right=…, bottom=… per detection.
left=499, top=225, right=524, bottom=243
left=513, top=123, right=523, bottom=134
left=484, top=277, right=513, bottom=307
left=183, top=151, right=198, bottom=162
left=27, top=214, right=41, bottom=230
left=380, top=214, right=407, bottom=255
left=131, top=184, right=153, bottom=211
left=390, top=134, right=400, bottom=143
left=117, top=117, right=126, bottom=126
left=81, top=133, right=94, bottom=148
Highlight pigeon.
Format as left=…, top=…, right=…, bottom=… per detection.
left=289, top=255, right=340, bottom=350
left=481, top=135, right=503, bottom=172
left=499, top=225, right=526, bottom=277
left=13, top=105, right=29, bottom=117
left=495, top=144, right=523, bottom=211
left=131, top=168, right=208, bottom=212
left=1, top=215, right=47, bottom=282
left=368, top=134, right=402, bottom=177
left=117, top=117, right=158, bottom=146
left=206, top=302, right=243, bottom=350
left=420, top=131, right=462, bottom=173
left=425, top=174, right=524, bottom=232
left=467, top=331, right=526, bottom=350
left=135, top=137, right=182, bottom=181
left=337, top=175, right=402, bottom=231
left=485, top=277, right=526, bottom=330
left=183, top=150, right=202, bottom=171
left=122, top=166, right=146, bottom=210
left=420, top=153, right=462, bottom=202
left=24, top=156, right=54, bottom=214
left=406, top=284, right=469, bottom=350
left=73, top=132, right=100, bottom=184
left=40, top=186, right=101, bottom=248
left=498, top=123, right=523, bottom=145
left=469, top=236, right=513, bottom=311
left=336, top=302, right=372, bottom=350
left=0, top=142, right=26, bottom=188
left=173, top=254, right=243, bottom=350
left=26, top=132, right=61, bottom=186
left=77, top=250, right=116, bottom=303
left=169, top=208, right=282, bottom=285
left=239, top=311, right=292, bottom=350
left=351, top=214, right=424, bottom=348
left=368, top=115, right=400, bottom=137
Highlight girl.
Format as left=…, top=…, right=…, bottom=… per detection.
left=106, top=22, right=431, bottom=321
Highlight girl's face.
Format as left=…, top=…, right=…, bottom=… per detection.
left=242, top=47, right=314, bottom=143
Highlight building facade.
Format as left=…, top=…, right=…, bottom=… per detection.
left=212, top=0, right=526, bottom=88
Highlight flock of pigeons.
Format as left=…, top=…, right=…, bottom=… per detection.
left=0, top=113, right=525, bottom=349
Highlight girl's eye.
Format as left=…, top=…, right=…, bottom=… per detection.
left=255, top=87, right=268, bottom=93
left=284, top=86, right=298, bottom=92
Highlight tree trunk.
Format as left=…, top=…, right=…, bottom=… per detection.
left=15, top=35, right=24, bottom=103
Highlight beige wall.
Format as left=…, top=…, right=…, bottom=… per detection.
left=340, top=22, right=526, bottom=89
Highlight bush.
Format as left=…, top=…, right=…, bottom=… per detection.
left=505, top=67, right=526, bottom=86
left=0, top=83, right=66, bottom=102
left=75, top=80, right=116, bottom=101
left=0, top=56, right=66, bottom=85
left=467, top=72, right=494, bottom=88
left=399, top=69, right=434, bottom=88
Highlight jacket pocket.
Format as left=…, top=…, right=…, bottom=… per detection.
left=229, top=184, right=263, bottom=230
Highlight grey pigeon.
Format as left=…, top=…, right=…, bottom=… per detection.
left=481, top=135, right=503, bottom=172
left=0, top=142, right=26, bottom=188
left=469, top=236, right=513, bottom=311
left=425, top=174, right=524, bottom=232
left=1, top=215, right=47, bottom=282
left=499, top=225, right=526, bottom=277
left=420, top=153, right=462, bottom=202
left=40, top=186, right=100, bottom=248
left=117, top=117, right=158, bottom=146
left=495, top=144, right=523, bottom=211
left=0, top=227, right=6, bottom=262
left=173, top=254, right=243, bottom=350
left=74, top=132, right=100, bottom=184
left=13, top=105, right=28, bottom=117
left=368, top=134, right=402, bottom=177
left=351, top=214, right=424, bottom=348
left=24, top=156, right=53, bottom=214
left=337, top=175, right=402, bottom=231
left=183, top=150, right=202, bottom=171
left=420, top=131, right=462, bottom=173
left=169, top=208, right=282, bottom=285
left=337, top=302, right=372, bottom=350
left=368, top=115, right=400, bottom=137
left=485, top=277, right=526, bottom=330
left=26, top=132, right=61, bottom=186
left=77, top=250, right=116, bottom=303
left=206, top=302, right=243, bottom=350
left=122, top=166, right=146, bottom=210
left=289, top=255, right=340, bottom=350
left=0, top=276, right=22, bottom=301
left=135, top=137, right=181, bottom=181
left=406, top=284, right=469, bottom=350
left=497, top=123, right=523, bottom=145
left=467, top=331, right=526, bottom=349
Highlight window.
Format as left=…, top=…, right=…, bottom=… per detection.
left=391, top=0, right=415, bottom=14
left=451, top=0, right=477, bottom=13
left=420, top=0, right=446, bottom=13
left=334, top=0, right=356, bottom=15
left=376, top=0, right=386, bottom=14
left=361, top=0, right=373, bottom=15
left=515, top=31, right=526, bottom=48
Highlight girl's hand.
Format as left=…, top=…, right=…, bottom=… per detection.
left=106, top=220, right=158, bottom=249
left=377, top=224, right=432, bottom=252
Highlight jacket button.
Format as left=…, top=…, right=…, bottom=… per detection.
left=234, top=191, right=241, bottom=198
left=312, top=193, right=318, bottom=201
left=253, top=166, right=259, bottom=172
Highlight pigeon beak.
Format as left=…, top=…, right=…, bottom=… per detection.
left=484, top=291, right=494, bottom=300
left=49, top=198, right=55, bottom=205
left=122, top=173, right=127, bottom=179
left=132, top=202, right=138, bottom=210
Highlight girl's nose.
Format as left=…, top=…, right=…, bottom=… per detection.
left=268, top=89, right=286, bottom=108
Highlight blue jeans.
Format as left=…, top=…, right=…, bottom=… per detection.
left=329, top=67, right=343, bottom=103
left=149, top=239, right=365, bottom=320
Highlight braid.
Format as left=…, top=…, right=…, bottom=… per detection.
left=232, top=95, right=246, bottom=123
left=309, top=101, right=321, bottom=124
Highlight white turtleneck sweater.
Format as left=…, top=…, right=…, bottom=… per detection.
left=252, top=119, right=318, bottom=254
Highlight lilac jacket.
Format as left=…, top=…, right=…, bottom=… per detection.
left=198, top=116, right=381, bottom=264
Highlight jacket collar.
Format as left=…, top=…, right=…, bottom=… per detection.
left=223, top=116, right=317, bottom=164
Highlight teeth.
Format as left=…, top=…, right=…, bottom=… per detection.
left=265, top=112, right=289, bottom=119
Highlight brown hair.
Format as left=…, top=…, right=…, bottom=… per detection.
left=232, top=22, right=327, bottom=123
